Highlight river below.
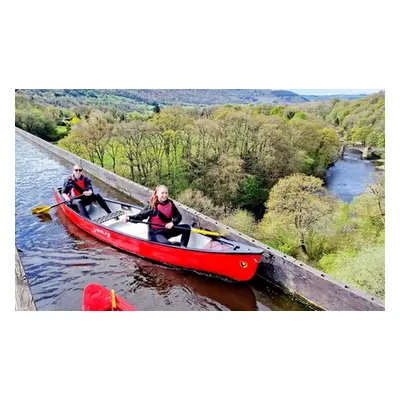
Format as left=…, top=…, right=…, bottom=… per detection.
left=326, top=151, right=379, bottom=202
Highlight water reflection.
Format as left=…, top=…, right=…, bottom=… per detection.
left=56, top=208, right=258, bottom=311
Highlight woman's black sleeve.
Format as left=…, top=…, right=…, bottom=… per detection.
left=171, top=201, right=182, bottom=225
left=128, top=203, right=153, bottom=222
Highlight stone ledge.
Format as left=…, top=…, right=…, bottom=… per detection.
left=15, top=248, right=36, bottom=311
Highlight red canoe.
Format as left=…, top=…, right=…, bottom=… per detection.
left=54, top=188, right=263, bottom=281
left=82, top=283, right=137, bottom=311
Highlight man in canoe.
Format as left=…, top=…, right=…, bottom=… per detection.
left=61, top=164, right=112, bottom=219
left=125, top=184, right=191, bottom=247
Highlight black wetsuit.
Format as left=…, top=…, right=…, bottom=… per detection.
left=62, top=175, right=111, bottom=218
left=127, top=200, right=191, bottom=247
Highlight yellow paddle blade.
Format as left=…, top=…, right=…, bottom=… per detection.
left=111, top=290, right=117, bottom=310
left=32, top=205, right=51, bottom=215
left=191, top=228, right=222, bottom=237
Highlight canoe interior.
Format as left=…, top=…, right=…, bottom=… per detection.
left=59, top=189, right=263, bottom=255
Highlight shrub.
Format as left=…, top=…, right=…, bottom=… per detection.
left=177, top=188, right=225, bottom=220
left=319, top=246, right=385, bottom=300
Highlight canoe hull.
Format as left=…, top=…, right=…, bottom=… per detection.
left=54, top=190, right=261, bottom=281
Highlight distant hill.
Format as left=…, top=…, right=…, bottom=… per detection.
left=15, top=89, right=371, bottom=113
left=303, top=94, right=369, bottom=101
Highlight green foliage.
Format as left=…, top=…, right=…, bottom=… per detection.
left=350, top=126, right=372, bottom=145
left=319, top=246, right=385, bottom=300
left=270, top=105, right=285, bottom=116
left=205, top=154, right=245, bottom=211
left=56, top=126, right=68, bottom=136
left=221, top=209, right=257, bottom=237
left=292, top=111, right=307, bottom=120
left=326, top=92, right=385, bottom=146
left=15, top=109, right=59, bottom=142
left=319, top=248, right=356, bottom=273
left=127, top=112, right=149, bottom=121
left=234, top=175, right=268, bottom=208
left=288, top=119, right=340, bottom=177
left=255, top=213, right=300, bottom=257
left=58, top=130, right=86, bottom=157
left=176, top=188, right=225, bottom=220
left=377, top=132, right=385, bottom=147
left=265, top=173, right=337, bottom=261
left=350, top=192, right=385, bottom=240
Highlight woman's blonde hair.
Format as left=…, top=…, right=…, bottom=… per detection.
left=150, top=185, right=168, bottom=210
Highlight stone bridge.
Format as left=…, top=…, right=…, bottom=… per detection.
left=339, top=143, right=385, bottom=159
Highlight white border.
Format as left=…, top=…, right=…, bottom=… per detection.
left=3, top=1, right=396, bottom=399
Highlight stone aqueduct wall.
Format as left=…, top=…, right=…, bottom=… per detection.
left=15, top=127, right=385, bottom=311
left=15, top=248, right=36, bottom=311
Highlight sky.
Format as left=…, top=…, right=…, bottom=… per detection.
left=286, top=89, right=382, bottom=96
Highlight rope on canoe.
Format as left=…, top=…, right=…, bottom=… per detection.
left=93, top=210, right=126, bottom=224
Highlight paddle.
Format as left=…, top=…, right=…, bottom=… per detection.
left=128, top=219, right=223, bottom=237
left=31, top=194, right=84, bottom=215
left=111, top=290, right=117, bottom=311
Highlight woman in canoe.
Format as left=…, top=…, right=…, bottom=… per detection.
left=125, top=185, right=191, bottom=247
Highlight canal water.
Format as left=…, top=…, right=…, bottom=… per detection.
left=326, top=151, right=378, bottom=202
left=15, top=133, right=311, bottom=311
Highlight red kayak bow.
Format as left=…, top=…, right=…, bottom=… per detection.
left=82, top=283, right=137, bottom=311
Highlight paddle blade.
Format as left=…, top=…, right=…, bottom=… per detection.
left=111, top=290, right=117, bottom=310
left=191, top=228, right=222, bottom=237
left=32, top=205, right=51, bottom=214
left=36, top=213, right=53, bottom=222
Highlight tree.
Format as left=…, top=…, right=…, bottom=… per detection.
left=292, top=111, right=307, bottom=120
left=270, top=105, right=285, bottom=117
left=350, top=173, right=385, bottom=239
left=15, top=109, right=58, bottom=142
left=284, top=109, right=296, bottom=120
left=234, top=175, right=268, bottom=209
left=350, top=126, right=372, bottom=145
left=105, top=127, right=122, bottom=173
left=288, top=119, right=340, bottom=176
left=78, top=111, right=112, bottom=167
left=193, top=119, right=218, bottom=166
left=117, top=120, right=156, bottom=183
left=254, top=121, right=301, bottom=184
left=152, top=103, right=161, bottom=113
left=265, top=173, right=336, bottom=258
left=205, top=154, right=245, bottom=212
left=58, top=130, right=85, bottom=157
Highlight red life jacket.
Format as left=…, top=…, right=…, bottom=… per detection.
left=69, top=175, right=86, bottom=197
left=150, top=202, right=173, bottom=230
